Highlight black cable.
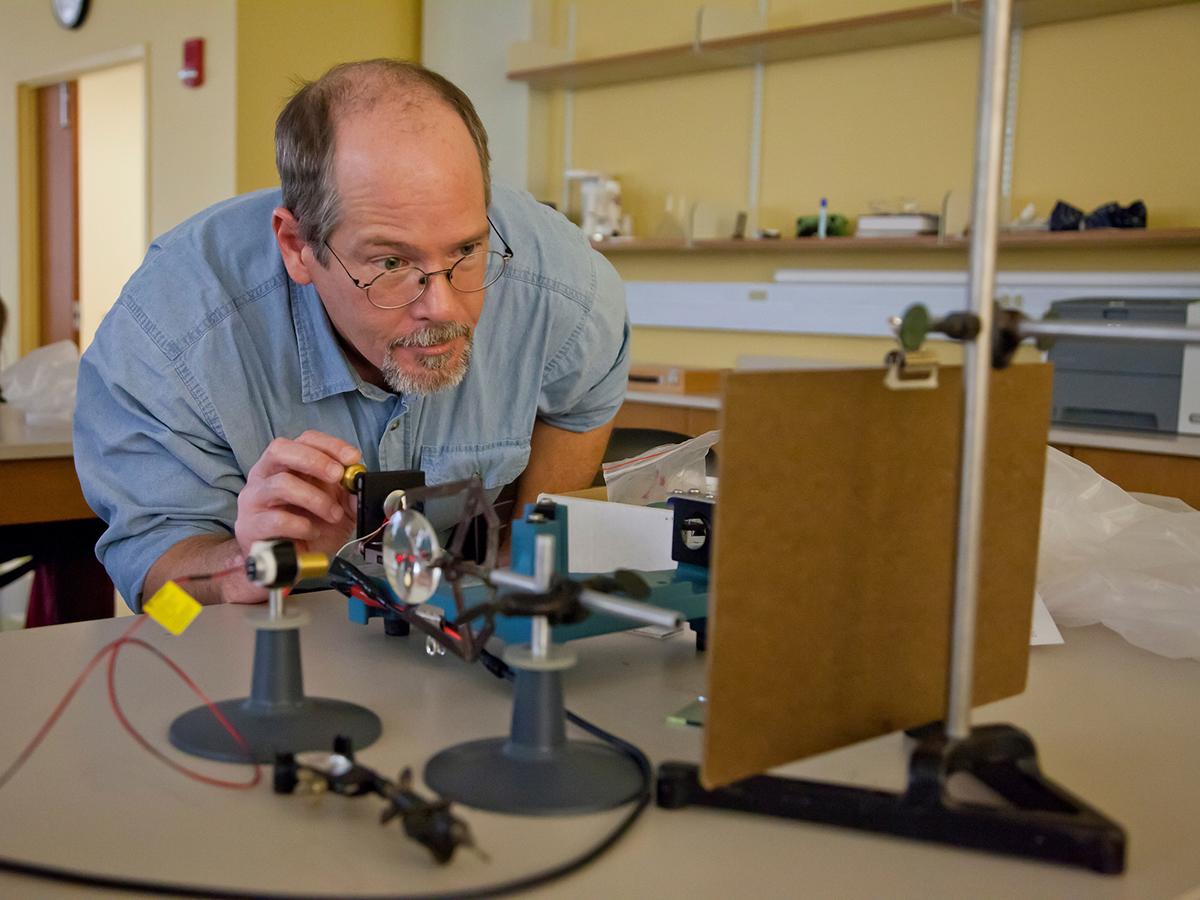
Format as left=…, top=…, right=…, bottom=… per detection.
left=0, top=645, right=654, bottom=900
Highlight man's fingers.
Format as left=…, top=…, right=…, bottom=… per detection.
left=294, top=430, right=361, bottom=467
left=243, top=508, right=321, bottom=544
left=252, top=437, right=345, bottom=483
left=259, top=472, right=343, bottom=524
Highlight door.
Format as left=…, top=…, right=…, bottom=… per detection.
left=37, top=81, right=79, bottom=347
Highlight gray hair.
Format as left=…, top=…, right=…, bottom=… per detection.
left=275, top=59, right=492, bottom=265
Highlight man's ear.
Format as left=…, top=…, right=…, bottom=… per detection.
left=273, top=207, right=314, bottom=285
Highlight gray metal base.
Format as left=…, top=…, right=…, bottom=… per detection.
left=424, top=664, right=642, bottom=815
left=424, top=735, right=643, bottom=815
left=168, top=617, right=381, bottom=763
left=169, top=696, right=382, bottom=764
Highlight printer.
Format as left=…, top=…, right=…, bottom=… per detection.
left=1048, top=297, right=1200, bottom=435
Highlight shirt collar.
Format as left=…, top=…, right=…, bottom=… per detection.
left=290, top=279, right=362, bottom=403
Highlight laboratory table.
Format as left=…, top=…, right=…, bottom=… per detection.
left=0, top=593, right=1197, bottom=899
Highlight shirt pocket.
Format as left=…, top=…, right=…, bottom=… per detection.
left=418, top=441, right=531, bottom=533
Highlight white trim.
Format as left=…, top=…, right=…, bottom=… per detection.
left=775, top=269, right=969, bottom=285
left=628, top=271, right=1200, bottom=337
left=1049, top=426, right=1200, bottom=459
left=18, top=44, right=146, bottom=87
left=774, top=269, right=1200, bottom=288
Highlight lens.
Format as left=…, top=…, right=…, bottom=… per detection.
left=448, top=251, right=507, bottom=292
left=366, top=251, right=507, bottom=309
left=382, top=508, right=442, bottom=604
left=367, top=266, right=423, bottom=309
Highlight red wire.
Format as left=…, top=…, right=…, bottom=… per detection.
left=105, top=636, right=260, bottom=790
left=0, top=614, right=259, bottom=794
left=0, top=618, right=146, bottom=792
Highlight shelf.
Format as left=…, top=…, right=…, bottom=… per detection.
left=590, top=228, right=1200, bottom=254
left=508, top=0, right=1190, bottom=90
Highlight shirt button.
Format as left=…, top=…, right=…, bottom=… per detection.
left=389, top=420, right=400, bottom=432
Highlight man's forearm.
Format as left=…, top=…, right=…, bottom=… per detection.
left=513, top=418, right=614, bottom=514
left=143, top=534, right=265, bottom=606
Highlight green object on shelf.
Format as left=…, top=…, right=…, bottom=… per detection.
left=796, top=213, right=850, bottom=237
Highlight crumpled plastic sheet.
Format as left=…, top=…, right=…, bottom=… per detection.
left=603, top=430, right=719, bottom=506
left=0, top=340, right=78, bottom=425
left=1037, top=446, right=1200, bottom=659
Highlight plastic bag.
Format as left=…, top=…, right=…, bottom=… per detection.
left=0, top=340, right=78, bottom=425
left=1037, top=446, right=1200, bottom=659
left=603, top=430, right=719, bottom=506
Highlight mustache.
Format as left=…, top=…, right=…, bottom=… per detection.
left=390, top=322, right=472, bottom=349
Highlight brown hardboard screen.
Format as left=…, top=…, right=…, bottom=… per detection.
left=702, top=364, right=1053, bottom=788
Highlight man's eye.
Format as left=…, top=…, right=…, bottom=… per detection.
left=458, top=242, right=481, bottom=257
left=380, top=257, right=408, bottom=272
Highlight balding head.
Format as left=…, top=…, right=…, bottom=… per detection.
left=275, top=59, right=491, bottom=265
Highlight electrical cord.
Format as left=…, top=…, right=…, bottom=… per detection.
left=0, top=616, right=258, bottom=794
left=0, top=622, right=655, bottom=899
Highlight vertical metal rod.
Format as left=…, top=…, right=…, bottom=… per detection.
left=558, top=3, right=577, bottom=215
left=268, top=587, right=284, bottom=620
left=530, top=617, right=550, bottom=659
left=999, top=24, right=1022, bottom=224
left=743, top=0, right=767, bottom=237
left=531, top=533, right=556, bottom=658
left=946, top=0, right=1013, bottom=741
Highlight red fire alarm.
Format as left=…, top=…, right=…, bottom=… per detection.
left=179, top=38, right=205, bottom=88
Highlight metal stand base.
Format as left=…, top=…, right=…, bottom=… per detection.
left=657, top=723, right=1126, bottom=874
left=424, top=667, right=642, bottom=815
left=169, top=618, right=381, bottom=764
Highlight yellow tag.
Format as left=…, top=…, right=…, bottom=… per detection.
left=143, top=581, right=202, bottom=636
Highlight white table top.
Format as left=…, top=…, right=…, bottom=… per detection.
left=0, top=405, right=72, bottom=461
left=0, top=593, right=1196, bottom=898
left=1048, top=424, right=1200, bottom=459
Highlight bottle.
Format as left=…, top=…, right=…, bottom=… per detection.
left=817, top=197, right=828, bottom=239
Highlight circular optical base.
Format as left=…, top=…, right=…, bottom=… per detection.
left=169, top=697, right=381, bottom=764
left=424, top=737, right=643, bottom=815
left=244, top=609, right=310, bottom=630
left=503, top=644, right=577, bottom=671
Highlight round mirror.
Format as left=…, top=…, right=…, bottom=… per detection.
left=382, top=508, right=442, bottom=605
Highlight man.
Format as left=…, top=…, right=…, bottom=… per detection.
left=74, top=60, right=629, bottom=609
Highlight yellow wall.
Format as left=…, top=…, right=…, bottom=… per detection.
left=2, top=0, right=423, bottom=362
left=549, top=1, right=1200, bottom=238
left=78, top=61, right=147, bottom=352
left=534, top=1, right=1200, bottom=366
left=1, top=0, right=237, bottom=361
left=235, top=0, right=422, bottom=193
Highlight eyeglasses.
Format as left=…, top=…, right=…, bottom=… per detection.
left=324, top=216, right=514, bottom=311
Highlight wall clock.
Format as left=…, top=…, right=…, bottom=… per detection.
left=52, top=0, right=90, bottom=29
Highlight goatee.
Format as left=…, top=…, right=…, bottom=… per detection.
left=380, top=322, right=473, bottom=395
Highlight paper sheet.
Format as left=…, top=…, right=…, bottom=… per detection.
left=1030, top=591, right=1064, bottom=646
left=537, top=493, right=676, bottom=572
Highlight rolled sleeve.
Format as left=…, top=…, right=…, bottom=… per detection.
left=537, top=253, right=631, bottom=433
left=74, top=305, right=243, bottom=610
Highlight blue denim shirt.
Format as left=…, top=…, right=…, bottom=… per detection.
left=74, top=185, right=629, bottom=608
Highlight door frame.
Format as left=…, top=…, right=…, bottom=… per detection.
left=16, top=45, right=148, bottom=355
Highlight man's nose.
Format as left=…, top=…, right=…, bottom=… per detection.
left=412, top=268, right=468, bottom=320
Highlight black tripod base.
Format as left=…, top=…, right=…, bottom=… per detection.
left=657, top=723, right=1125, bottom=874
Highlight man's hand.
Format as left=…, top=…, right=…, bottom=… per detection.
left=143, top=431, right=365, bottom=607
left=235, top=430, right=362, bottom=562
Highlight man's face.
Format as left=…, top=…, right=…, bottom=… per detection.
left=311, top=98, right=489, bottom=395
